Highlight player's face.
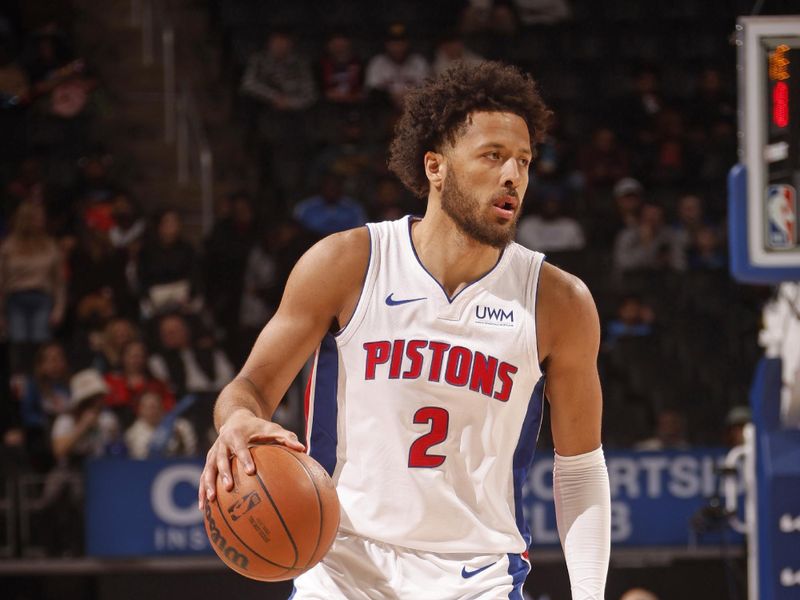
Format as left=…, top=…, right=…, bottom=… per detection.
left=441, top=111, right=531, bottom=248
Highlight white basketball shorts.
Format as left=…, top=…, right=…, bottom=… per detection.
left=289, top=530, right=531, bottom=600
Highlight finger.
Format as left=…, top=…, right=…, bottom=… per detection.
left=198, top=475, right=205, bottom=510
left=277, top=431, right=306, bottom=452
left=216, top=452, right=234, bottom=492
left=202, top=459, right=219, bottom=503
left=233, top=445, right=256, bottom=475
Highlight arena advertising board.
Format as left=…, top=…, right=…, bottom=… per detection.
left=523, top=449, right=742, bottom=549
left=84, top=449, right=742, bottom=557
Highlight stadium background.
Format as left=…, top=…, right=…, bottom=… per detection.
left=1, top=0, right=797, bottom=598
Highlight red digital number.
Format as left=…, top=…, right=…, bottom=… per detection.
left=408, top=406, right=449, bottom=468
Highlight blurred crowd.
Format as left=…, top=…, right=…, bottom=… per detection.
left=0, top=0, right=768, bottom=558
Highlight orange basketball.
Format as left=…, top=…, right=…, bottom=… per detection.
left=203, top=444, right=340, bottom=581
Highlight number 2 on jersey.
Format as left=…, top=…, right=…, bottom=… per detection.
left=408, top=407, right=449, bottom=468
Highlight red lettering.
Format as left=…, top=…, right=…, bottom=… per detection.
left=469, top=352, right=498, bottom=396
left=363, top=341, right=391, bottom=379
left=493, top=362, right=518, bottom=402
left=427, top=342, right=451, bottom=382
left=388, top=339, right=405, bottom=379
left=445, top=346, right=472, bottom=387
left=403, top=340, right=427, bottom=379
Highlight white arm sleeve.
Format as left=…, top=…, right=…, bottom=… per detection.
left=553, top=445, right=611, bottom=600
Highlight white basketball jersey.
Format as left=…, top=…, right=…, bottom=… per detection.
left=305, top=216, right=545, bottom=554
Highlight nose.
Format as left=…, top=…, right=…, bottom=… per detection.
left=500, top=158, right=522, bottom=189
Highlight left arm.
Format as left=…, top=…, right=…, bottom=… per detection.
left=537, top=262, right=610, bottom=600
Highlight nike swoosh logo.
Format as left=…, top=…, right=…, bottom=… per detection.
left=385, top=293, right=427, bottom=306
left=461, top=562, right=496, bottom=578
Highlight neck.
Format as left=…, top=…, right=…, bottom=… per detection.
left=411, top=207, right=503, bottom=298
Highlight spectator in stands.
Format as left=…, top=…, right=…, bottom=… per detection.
left=293, top=172, right=367, bottom=237
left=368, top=176, right=408, bottom=222
left=0, top=202, right=66, bottom=370
left=459, top=1, right=518, bottom=37
left=4, top=157, right=44, bottom=212
left=613, top=201, right=679, bottom=275
left=23, top=28, right=74, bottom=90
left=239, top=231, right=279, bottom=344
left=432, top=32, right=483, bottom=77
left=125, top=390, right=197, bottom=459
left=634, top=408, right=690, bottom=451
left=511, top=0, right=571, bottom=25
left=577, top=126, right=630, bottom=193
left=616, top=65, right=664, bottom=147
left=0, top=37, right=29, bottom=101
left=317, top=31, right=364, bottom=105
left=671, top=193, right=707, bottom=269
left=643, top=106, right=690, bottom=190
left=138, top=209, right=202, bottom=316
left=611, top=177, right=644, bottom=232
left=238, top=219, right=314, bottom=361
left=19, top=342, right=70, bottom=428
left=620, top=589, right=659, bottom=600
left=240, top=30, right=316, bottom=113
left=724, top=405, right=750, bottom=447
left=51, top=368, right=119, bottom=464
left=18, top=341, right=71, bottom=469
left=365, top=23, right=429, bottom=108
left=71, top=151, right=116, bottom=206
left=203, top=193, right=256, bottom=341
left=104, top=340, right=175, bottom=428
left=603, top=294, right=654, bottom=350
left=689, top=66, right=735, bottom=138
left=310, top=109, right=385, bottom=197
left=108, top=190, right=146, bottom=252
left=240, top=30, right=316, bottom=204
left=686, top=225, right=726, bottom=271
left=87, top=316, right=138, bottom=373
left=532, top=113, right=572, bottom=186
left=516, top=186, right=585, bottom=253
left=148, top=313, right=234, bottom=397
left=68, top=226, right=136, bottom=320
left=45, top=368, right=121, bottom=555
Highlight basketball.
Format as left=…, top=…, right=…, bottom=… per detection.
left=203, top=444, right=340, bottom=581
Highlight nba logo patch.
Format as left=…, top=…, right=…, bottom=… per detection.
left=766, top=184, right=797, bottom=250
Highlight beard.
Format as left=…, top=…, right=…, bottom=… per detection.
left=440, top=167, right=519, bottom=249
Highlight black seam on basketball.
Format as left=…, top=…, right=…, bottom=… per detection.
left=213, top=491, right=294, bottom=574
left=273, top=445, right=325, bottom=570
left=254, top=468, right=300, bottom=569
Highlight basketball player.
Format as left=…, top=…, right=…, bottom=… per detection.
left=199, top=62, right=611, bottom=599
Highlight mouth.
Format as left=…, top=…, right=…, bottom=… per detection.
left=491, top=194, right=518, bottom=219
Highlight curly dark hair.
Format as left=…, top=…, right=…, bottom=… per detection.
left=388, top=61, right=552, bottom=198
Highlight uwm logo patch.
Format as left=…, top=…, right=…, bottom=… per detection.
left=475, top=305, right=514, bottom=327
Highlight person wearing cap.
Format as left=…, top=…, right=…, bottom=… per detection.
left=51, top=368, right=120, bottom=465
left=620, top=588, right=659, bottom=600
left=724, top=405, right=751, bottom=447
left=365, top=23, right=430, bottom=108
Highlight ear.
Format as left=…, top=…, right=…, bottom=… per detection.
left=424, top=151, right=447, bottom=192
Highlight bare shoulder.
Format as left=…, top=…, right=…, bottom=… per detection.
left=536, top=261, right=600, bottom=361
left=297, top=226, right=370, bottom=279
left=280, top=226, right=370, bottom=322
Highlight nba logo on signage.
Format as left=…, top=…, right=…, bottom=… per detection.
left=766, top=184, right=797, bottom=250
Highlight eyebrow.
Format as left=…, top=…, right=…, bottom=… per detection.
left=477, top=142, right=532, bottom=157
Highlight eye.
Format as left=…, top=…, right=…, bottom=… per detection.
left=519, top=158, right=530, bottom=167
left=485, top=151, right=501, bottom=160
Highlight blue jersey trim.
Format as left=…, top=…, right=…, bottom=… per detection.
left=308, top=333, right=339, bottom=476
left=405, top=215, right=506, bottom=304
left=512, top=375, right=546, bottom=547
left=506, top=552, right=530, bottom=599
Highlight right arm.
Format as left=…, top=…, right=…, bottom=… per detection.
left=198, top=227, right=369, bottom=509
